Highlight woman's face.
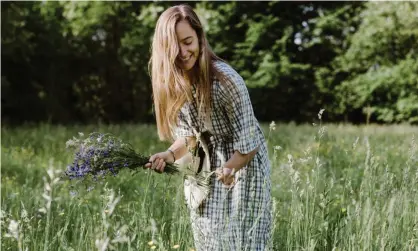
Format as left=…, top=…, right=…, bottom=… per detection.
left=175, top=20, right=199, bottom=71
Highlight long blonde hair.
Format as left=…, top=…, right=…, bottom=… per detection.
left=149, top=4, right=224, bottom=141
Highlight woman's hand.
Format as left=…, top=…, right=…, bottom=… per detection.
left=144, top=151, right=174, bottom=173
left=215, top=167, right=235, bottom=187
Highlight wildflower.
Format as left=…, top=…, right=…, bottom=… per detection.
left=21, top=207, right=28, bottom=220
left=4, top=220, right=19, bottom=240
left=64, top=132, right=211, bottom=193
left=269, top=121, right=276, bottom=131
left=151, top=246, right=157, bottom=250
left=148, top=241, right=154, bottom=246
left=287, top=154, right=293, bottom=164
left=173, top=244, right=180, bottom=249
left=274, top=146, right=282, bottom=151
left=318, top=108, right=325, bottom=120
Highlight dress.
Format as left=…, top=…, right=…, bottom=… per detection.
left=175, top=61, right=272, bottom=251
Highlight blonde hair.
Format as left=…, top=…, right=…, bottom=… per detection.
left=149, top=4, right=225, bottom=141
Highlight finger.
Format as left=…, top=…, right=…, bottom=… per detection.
left=156, top=158, right=165, bottom=172
left=226, top=181, right=235, bottom=188
left=151, top=158, right=159, bottom=169
left=160, top=161, right=166, bottom=172
left=145, top=162, right=151, bottom=168
left=159, top=158, right=165, bottom=172
left=155, top=158, right=161, bottom=171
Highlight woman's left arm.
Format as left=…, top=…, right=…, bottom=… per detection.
left=217, top=144, right=260, bottom=186
left=225, top=146, right=259, bottom=171
left=216, top=65, right=262, bottom=184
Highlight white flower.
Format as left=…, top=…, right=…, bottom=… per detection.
left=5, top=220, right=19, bottom=240
left=318, top=109, right=325, bottom=120
left=65, top=139, right=75, bottom=148
left=95, top=237, right=110, bottom=251
left=269, top=121, right=276, bottom=131
left=287, top=154, right=293, bottom=164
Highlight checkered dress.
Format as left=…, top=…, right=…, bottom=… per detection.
left=174, top=61, right=272, bottom=251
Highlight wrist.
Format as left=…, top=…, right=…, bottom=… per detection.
left=166, top=149, right=176, bottom=163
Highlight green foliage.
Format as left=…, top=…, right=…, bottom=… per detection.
left=338, top=56, right=418, bottom=123
left=2, top=1, right=417, bottom=124
left=317, top=2, right=418, bottom=123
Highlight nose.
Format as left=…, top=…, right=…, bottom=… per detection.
left=180, top=45, right=188, bottom=59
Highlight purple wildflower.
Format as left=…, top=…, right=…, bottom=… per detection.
left=64, top=132, right=184, bottom=189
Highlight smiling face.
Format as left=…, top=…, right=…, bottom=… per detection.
left=175, top=20, right=200, bottom=71
left=150, top=4, right=220, bottom=140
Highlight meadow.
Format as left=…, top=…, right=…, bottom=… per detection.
left=1, top=121, right=417, bottom=251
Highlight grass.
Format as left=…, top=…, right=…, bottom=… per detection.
left=1, top=122, right=417, bottom=250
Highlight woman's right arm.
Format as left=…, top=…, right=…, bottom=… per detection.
left=144, top=136, right=196, bottom=172
left=167, top=136, right=197, bottom=163
left=146, top=104, right=196, bottom=172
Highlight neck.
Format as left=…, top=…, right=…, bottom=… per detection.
left=184, top=66, right=198, bottom=85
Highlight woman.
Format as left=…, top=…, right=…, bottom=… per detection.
left=144, top=4, right=272, bottom=250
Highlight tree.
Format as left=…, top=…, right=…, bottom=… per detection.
left=317, top=2, right=418, bottom=123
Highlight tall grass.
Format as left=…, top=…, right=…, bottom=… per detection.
left=1, top=122, right=417, bottom=250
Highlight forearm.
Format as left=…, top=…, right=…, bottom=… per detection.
left=224, top=146, right=259, bottom=171
left=167, top=136, right=196, bottom=162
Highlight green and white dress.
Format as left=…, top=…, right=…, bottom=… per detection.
left=175, top=61, right=272, bottom=251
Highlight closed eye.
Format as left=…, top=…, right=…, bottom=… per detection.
left=182, top=37, right=193, bottom=45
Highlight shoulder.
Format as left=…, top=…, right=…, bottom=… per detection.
left=213, top=60, right=242, bottom=80
left=212, top=60, right=245, bottom=89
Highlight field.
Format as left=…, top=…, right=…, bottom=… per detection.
left=1, top=122, right=417, bottom=251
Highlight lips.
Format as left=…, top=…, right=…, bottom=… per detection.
left=180, top=54, right=192, bottom=62
left=176, top=53, right=195, bottom=70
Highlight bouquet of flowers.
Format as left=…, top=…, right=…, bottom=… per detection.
left=64, top=132, right=211, bottom=192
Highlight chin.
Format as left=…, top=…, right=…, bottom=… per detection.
left=184, top=54, right=198, bottom=70
left=183, top=61, right=196, bottom=71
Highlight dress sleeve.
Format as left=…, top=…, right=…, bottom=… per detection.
left=173, top=105, right=195, bottom=140
left=218, top=69, right=261, bottom=154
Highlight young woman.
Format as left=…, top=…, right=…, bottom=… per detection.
left=144, top=4, right=272, bottom=250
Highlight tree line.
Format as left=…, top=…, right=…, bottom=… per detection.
left=2, top=1, right=417, bottom=125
